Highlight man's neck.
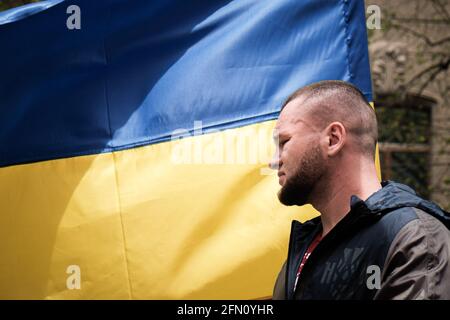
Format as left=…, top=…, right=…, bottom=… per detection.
left=311, top=162, right=381, bottom=237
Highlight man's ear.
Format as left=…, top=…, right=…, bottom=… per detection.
left=324, top=122, right=346, bottom=157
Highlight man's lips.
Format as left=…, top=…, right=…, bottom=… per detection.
left=277, top=172, right=285, bottom=185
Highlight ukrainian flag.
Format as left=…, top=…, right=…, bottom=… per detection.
left=0, top=0, right=374, bottom=299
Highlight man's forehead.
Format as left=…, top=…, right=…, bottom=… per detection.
left=281, top=94, right=311, bottom=117
left=274, top=95, right=322, bottom=136
left=277, top=96, right=310, bottom=126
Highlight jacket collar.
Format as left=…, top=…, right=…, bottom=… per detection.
left=346, top=180, right=450, bottom=229
left=293, top=180, right=449, bottom=234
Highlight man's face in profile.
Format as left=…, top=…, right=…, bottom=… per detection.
left=271, top=98, right=326, bottom=206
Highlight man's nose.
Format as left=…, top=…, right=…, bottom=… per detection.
left=268, top=152, right=281, bottom=170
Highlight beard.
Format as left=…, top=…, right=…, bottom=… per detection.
left=277, top=144, right=325, bottom=206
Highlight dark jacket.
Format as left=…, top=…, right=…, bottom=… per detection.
left=273, top=181, right=450, bottom=300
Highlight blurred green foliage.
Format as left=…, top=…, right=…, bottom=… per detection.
left=377, top=106, right=431, bottom=144
left=0, top=0, right=41, bottom=12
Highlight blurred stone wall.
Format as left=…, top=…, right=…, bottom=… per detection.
left=367, top=0, right=450, bottom=209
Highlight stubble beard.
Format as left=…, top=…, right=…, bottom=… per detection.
left=277, top=144, right=325, bottom=206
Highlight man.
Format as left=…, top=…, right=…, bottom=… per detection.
left=270, top=80, right=450, bottom=300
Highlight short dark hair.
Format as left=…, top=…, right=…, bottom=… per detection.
left=281, top=80, right=378, bottom=158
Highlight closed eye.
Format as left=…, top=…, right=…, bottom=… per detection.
left=280, top=138, right=289, bottom=147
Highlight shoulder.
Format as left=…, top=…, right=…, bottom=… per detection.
left=386, top=208, right=450, bottom=270
left=388, top=207, right=450, bottom=254
left=375, top=208, right=450, bottom=299
left=368, top=205, right=449, bottom=245
left=381, top=207, right=450, bottom=275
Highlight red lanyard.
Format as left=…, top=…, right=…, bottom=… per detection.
left=293, top=232, right=322, bottom=292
